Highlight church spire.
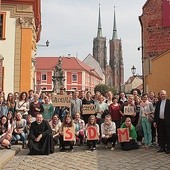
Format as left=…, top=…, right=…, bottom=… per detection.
left=97, top=4, right=102, bottom=37
left=112, top=6, right=118, bottom=40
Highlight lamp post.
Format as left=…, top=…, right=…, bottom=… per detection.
left=131, top=65, right=136, bottom=76
left=52, top=56, right=65, bottom=93
left=138, top=45, right=144, bottom=93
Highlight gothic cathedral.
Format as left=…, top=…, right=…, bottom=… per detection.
left=93, top=5, right=124, bottom=93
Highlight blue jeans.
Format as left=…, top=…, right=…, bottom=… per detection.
left=13, top=132, right=26, bottom=144
left=141, top=117, right=152, bottom=145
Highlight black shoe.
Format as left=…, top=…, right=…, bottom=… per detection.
left=165, top=150, right=170, bottom=154
left=157, top=148, right=165, bottom=153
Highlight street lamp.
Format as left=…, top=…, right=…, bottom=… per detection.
left=37, top=40, right=49, bottom=47
left=131, top=65, right=136, bottom=76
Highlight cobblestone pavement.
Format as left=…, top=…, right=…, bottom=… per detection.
left=2, top=145, right=170, bottom=170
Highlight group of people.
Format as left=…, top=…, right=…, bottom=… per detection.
left=0, top=88, right=170, bottom=155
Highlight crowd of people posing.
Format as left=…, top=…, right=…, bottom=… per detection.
left=0, top=88, right=170, bottom=155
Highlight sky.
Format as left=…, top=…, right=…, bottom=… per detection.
left=37, top=0, right=147, bottom=81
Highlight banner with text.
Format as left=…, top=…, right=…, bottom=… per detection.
left=117, top=128, right=130, bottom=143
left=52, top=94, right=71, bottom=107
left=87, top=126, right=99, bottom=140
left=124, top=106, right=135, bottom=116
left=82, top=104, right=96, bottom=114
left=63, top=127, right=75, bottom=141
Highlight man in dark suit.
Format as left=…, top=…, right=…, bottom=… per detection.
left=154, top=90, right=170, bottom=154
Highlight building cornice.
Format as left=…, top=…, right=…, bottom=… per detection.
left=1, top=0, right=41, bottom=42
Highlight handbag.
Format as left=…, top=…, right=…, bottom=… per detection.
left=147, top=113, right=154, bottom=123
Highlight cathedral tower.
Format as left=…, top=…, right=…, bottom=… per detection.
left=109, top=7, right=124, bottom=92
left=93, top=4, right=107, bottom=72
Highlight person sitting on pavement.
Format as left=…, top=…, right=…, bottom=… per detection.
left=59, top=114, right=75, bottom=152
left=73, top=112, right=85, bottom=146
left=101, top=114, right=117, bottom=151
left=27, top=113, right=54, bottom=155
left=86, top=115, right=100, bottom=151
left=12, top=112, right=27, bottom=149
left=120, top=117, right=139, bottom=151
left=49, top=114, right=62, bottom=145
left=0, top=115, right=12, bottom=149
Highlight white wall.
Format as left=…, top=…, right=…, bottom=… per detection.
left=0, top=11, right=16, bottom=94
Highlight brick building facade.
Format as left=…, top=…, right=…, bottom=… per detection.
left=139, top=0, right=170, bottom=92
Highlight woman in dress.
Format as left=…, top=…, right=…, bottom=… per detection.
left=109, top=97, right=123, bottom=129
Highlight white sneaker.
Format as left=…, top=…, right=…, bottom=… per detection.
left=105, top=145, right=108, bottom=149
left=111, top=147, right=115, bottom=151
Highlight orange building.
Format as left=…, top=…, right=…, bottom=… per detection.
left=0, top=0, right=41, bottom=94
left=146, top=50, right=170, bottom=97
left=35, top=57, right=103, bottom=94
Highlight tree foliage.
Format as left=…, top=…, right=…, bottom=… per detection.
left=94, top=84, right=116, bottom=96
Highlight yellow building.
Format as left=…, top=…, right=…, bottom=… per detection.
left=146, top=50, right=170, bottom=97
left=0, top=0, right=41, bottom=94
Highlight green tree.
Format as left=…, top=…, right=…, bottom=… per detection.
left=94, top=84, right=116, bottom=96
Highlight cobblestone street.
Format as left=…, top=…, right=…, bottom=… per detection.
left=2, top=145, right=170, bottom=170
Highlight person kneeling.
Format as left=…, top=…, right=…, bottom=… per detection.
left=101, top=114, right=117, bottom=150
left=59, top=115, right=75, bottom=152
left=86, top=115, right=100, bottom=151
left=27, top=113, right=54, bottom=155
left=120, top=117, right=139, bottom=151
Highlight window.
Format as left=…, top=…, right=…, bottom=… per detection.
left=41, top=74, right=47, bottom=81
left=0, top=13, right=6, bottom=40
left=72, top=74, right=78, bottom=82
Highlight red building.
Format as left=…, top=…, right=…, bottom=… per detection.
left=35, top=57, right=103, bottom=93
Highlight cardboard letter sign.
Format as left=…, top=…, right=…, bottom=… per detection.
left=52, top=95, right=71, bottom=107
left=117, top=128, right=130, bottom=142
left=82, top=104, right=96, bottom=114
left=87, top=126, right=99, bottom=140
left=124, top=106, right=135, bottom=116
left=63, top=127, right=75, bottom=141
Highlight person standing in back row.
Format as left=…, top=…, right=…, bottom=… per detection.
left=154, top=90, right=170, bottom=154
